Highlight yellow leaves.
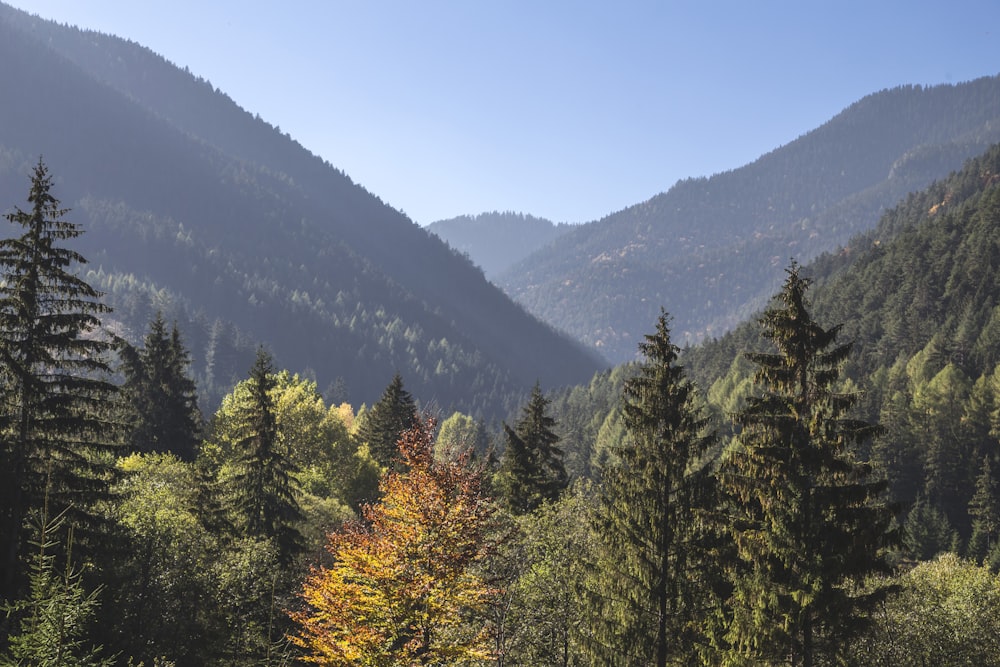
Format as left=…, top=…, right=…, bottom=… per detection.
left=289, top=418, right=498, bottom=665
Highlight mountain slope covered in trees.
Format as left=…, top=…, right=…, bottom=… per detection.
left=680, top=142, right=1000, bottom=557
left=427, top=212, right=572, bottom=280
left=0, top=4, right=603, bottom=415
left=499, top=76, right=1000, bottom=362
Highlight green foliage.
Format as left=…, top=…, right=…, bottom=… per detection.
left=500, top=80, right=1000, bottom=362
left=904, top=495, right=960, bottom=561
left=121, top=312, right=202, bottom=460
left=583, top=312, right=717, bottom=666
left=105, top=453, right=217, bottom=663
left=434, top=411, right=487, bottom=463
left=719, top=265, right=896, bottom=666
left=1, top=509, right=112, bottom=667
left=968, top=455, right=1000, bottom=562
left=225, top=349, right=304, bottom=565
left=355, top=373, right=418, bottom=468
left=494, top=383, right=568, bottom=515
left=0, top=160, right=119, bottom=606
left=494, top=485, right=593, bottom=666
left=849, top=554, right=1000, bottom=666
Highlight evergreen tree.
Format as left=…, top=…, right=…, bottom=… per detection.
left=2, top=503, right=112, bottom=667
left=228, top=348, right=303, bottom=566
left=719, top=264, right=896, bottom=667
left=905, top=494, right=959, bottom=560
left=494, top=382, right=568, bottom=514
left=121, top=312, right=201, bottom=460
left=356, top=372, right=418, bottom=468
left=0, top=161, right=119, bottom=608
left=968, top=455, right=1000, bottom=562
left=582, top=312, right=716, bottom=666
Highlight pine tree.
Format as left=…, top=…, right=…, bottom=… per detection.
left=968, top=455, right=1000, bottom=562
left=494, top=382, right=568, bottom=514
left=356, top=373, right=418, bottom=468
left=0, top=161, right=119, bottom=608
left=228, top=348, right=303, bottom=565
left=582, top=312, right=716, bottom=666
left=2, top=503, right=112, bottom=667
left=122, top=312, right=201, bottom=460
left=719, top=264, right=896, bottom=667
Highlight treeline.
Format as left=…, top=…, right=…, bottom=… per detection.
left=499, top=76, right=1000, bottom=361
left=5, top=162, right=1000, bottom=666
left=0, top=5, right=603, bottom=422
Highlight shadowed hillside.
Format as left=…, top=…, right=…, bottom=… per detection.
left=499, top=76, right=1000, bottom=362
left=0, top=4, right=603, bottom=415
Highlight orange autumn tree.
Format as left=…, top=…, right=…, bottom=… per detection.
left=289, top=417, right=499, bottom=665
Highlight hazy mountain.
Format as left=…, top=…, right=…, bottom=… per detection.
left=0, top=4, right=604, bottom=416
left=498, top=76, right=1000, bottom=363
left=427, top=212, right=572, bottom=280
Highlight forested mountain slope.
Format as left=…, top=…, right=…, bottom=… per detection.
left=500, top=76, right=1000, bottom=363
left=0, top=4, right=603, bottom=415
left=427, top=212, right=572, bottom=279
left=684, top=143, right=1000, bottom=549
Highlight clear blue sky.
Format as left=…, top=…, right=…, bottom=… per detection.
left=9, top=1, right=1000, bottom=225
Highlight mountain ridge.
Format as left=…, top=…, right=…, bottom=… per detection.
left=496, top=76, right=1000, bottom=362
left=0, top=3, right=604, bottom=416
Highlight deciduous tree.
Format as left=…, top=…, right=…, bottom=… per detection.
left=290, top=418, right=498, bottom=665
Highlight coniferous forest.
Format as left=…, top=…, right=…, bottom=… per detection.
left=4, top=4, right=1000, bottom=666
left=4, top=142, right=1000, bottom=665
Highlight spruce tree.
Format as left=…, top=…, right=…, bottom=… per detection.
left=228, top=348, right=303, bottom=566
left=968, top=455, right=1000, bottom=562
left=121, top=312, right=201, bottom=460
left=0, top=161, right=119, bottom=607
left=582, top=312, right=716, bottom=666
left=719, top=264, right=896, bottom=667
left=495, top=382, right=568, bottom=514
left=357, top=373, right=418, bottom=468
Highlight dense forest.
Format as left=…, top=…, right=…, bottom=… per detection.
left=4, top=4, right=1000, bottom=666
left=4, top=139, right=1000, bottom=665
left=0, top=3, right=602, bottom=418
left=498, top=76, right=1000, bottom=362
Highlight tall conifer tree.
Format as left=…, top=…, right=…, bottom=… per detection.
left=228, top=348, right=303, bottom=565
left=719, top=264, right=896, bottom=667
left=121, top=312, right=201, bottom=459
left=495, top=382, right=568, bottom=514
left=582, top=312, right=716, bottom=666
left=0, top=160, right=119, bottom=606
left=357, top=372, right=418, bottom=468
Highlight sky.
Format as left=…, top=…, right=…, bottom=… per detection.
left=8, top=1, right=1000, bottom=225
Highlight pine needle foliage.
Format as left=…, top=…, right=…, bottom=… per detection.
left=1, top=504, right=112, bottom=667
left=495, top=382, right=568, bottom=514
left=582, top=311, right=716, bottom=666
left=0, top=160, right=119, bottom=606
left=120, top=312, right=201, bottom=460
left=719, top=263, right=897, bottom=667
left=228, top=348, right=303, bottom=566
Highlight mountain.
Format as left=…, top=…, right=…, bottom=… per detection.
left=498, top=76, right=1000, bottom=363
left=684, top=142, right=1000, bottom=540
left=0, top=4, right=604, bottom=416
left=427, top=212, right=572, bottom=280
